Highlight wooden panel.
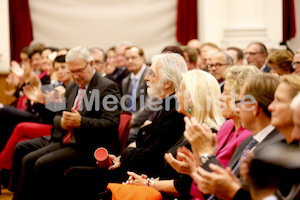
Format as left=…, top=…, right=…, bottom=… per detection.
left=0, top=74, right=16, bottom=106
left=0, top=187, right=14, bottom=199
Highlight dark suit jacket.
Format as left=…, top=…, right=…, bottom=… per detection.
left=202, top=128, right=284, bottom=200
left=228, top=128, right=283, bottom=176
left=202, top=128, right=283, bottom=174
left=120, top=95, right=185, bottom=177
left=121, top=66, right=149, bottom=112
left=106, top=66, right=130, bottom=95
left=52, top=73, right=122, bottom=154
left=261, top=63, right=271, bottom=73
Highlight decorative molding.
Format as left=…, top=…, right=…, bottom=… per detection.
left=221, top=25, right=270, bottom=49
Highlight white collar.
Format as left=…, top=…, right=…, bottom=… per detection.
left=130, top=64, right=147, bottom=82
left=254, top=124, right=275, bottom=143
left=262, top=195, right=278, bottom=200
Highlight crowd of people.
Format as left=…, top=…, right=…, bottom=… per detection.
left=0, top=39, right=300, bottom=200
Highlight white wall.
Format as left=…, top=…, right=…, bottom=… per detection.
left=0, top=0, right=10, bottom=73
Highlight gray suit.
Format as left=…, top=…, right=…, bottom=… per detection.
left=202, top=128, right=284, bottom=175
left=201, top=128, right=284, bottom=200
left=121, top=66, right=149, bottom=112
left=228, top=128, right=284, bottom=176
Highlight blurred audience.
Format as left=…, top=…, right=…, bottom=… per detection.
left=187, top=39, right=201, bottom=53
left=292, top=49, right=300, bottom=75
left=226, top=47, right=244, bottom=65
left=207, top=51, right=233, bottom=92
left=106, top=41, right=132, bottom=93
left=198, top=42, right=220, bottom=71
left=105, top=47, right=118, bottom=75
left=180, top=46, right=199, bottom=70
left=90, top=47, right=106, bottom=76
left=245, top=42, right=270, bottom=72
left=266, top=49, right=294, bottom=75
left=122, top=46, right=149, bottom=112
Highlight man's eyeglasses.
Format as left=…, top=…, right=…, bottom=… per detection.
left=292, top=62, right=300, bottom=67
left=234, top=99, right=255, bottom=107
left=147, top=70, right=156, bottom=79
left=207, top=63, right=228, bottom=69
left=244, top=52, right=261, bottom=56
left=69, top=63, right=89, bottom=75
left=94, top=60, right=104, bottom=66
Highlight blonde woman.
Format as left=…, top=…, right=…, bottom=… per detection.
left=268, top=74, right=300, bottom=144
left=167, top=65, right=261, bottom=200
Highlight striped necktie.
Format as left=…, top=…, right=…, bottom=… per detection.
left=128, top=77, right=137, bottom=112
left=63, top=86, right=85, bottom=144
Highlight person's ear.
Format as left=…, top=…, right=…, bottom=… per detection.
left=164, top=80, right=173, bottom=89
left=89, top=60, right=94, bottom=68
left=252, top=101, right=259, bottom=116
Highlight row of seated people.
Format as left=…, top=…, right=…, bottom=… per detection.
left=6, top=40, right=300, bottom=149
left=0, top=45, right=73, bottom=190
left=0, top=40, right=300, bottom=199
left=0, top=42, right=186, bottom=186
left=0, top=46, right=68, bottom=152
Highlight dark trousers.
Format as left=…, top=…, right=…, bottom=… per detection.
left=64, top=166, right=127, bottom=200
left=10, top=136, right=51, bottom=193
left=11, top=136, right=95, bottom=200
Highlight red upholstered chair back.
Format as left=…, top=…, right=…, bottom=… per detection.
left=118, top=112, right=132, bottom=153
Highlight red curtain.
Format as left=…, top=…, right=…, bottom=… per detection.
left=282, top=0, right=296, bottom=42
left=9, top=0, right=33, bottom=62
left=176, top=0, right=198, bottom=45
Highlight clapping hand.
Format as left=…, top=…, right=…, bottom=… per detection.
left=165, top=146, right=197, bottom=176
left=6, top=72, right=19, bottom=88
left=191, top=164, right=241, bottom=199
left=184, top=116, right=217, bottom=158
left=11, top=61, right=24, bottom=77
left=23, top=85, right=45, bottom=104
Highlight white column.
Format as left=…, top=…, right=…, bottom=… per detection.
left=0, top=0, right=10, bottom=73
left=221, top=0, right=268, bottom=49
left=197, top=0, right=282, bottom=50
left=198, top=0, right=225, bottom=47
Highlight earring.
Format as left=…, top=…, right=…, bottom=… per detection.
left=188, top=104, right=192, bottom=114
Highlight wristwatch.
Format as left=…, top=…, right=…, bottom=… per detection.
left=199, top=154, right=215, bottom=165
